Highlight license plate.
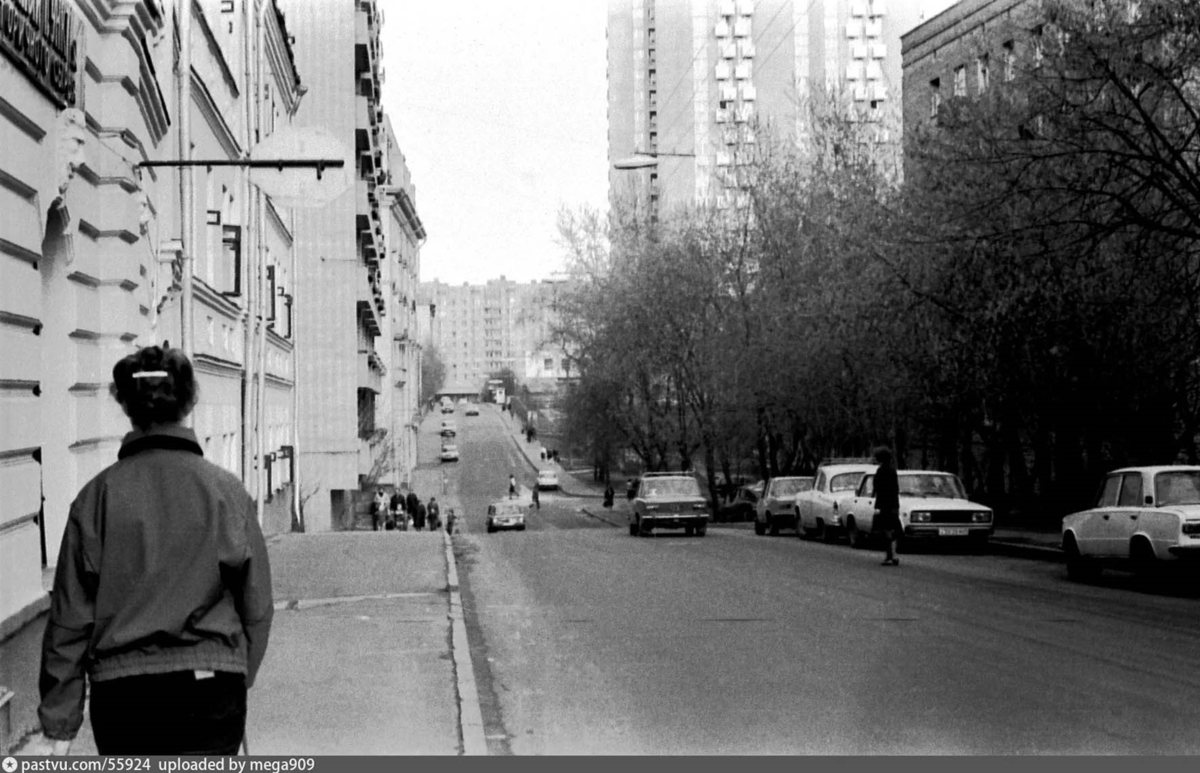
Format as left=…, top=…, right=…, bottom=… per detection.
left=939, top=527, right=969, bottom=536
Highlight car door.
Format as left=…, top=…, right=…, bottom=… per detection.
left=848, top=474, right=876, bottom=531
left=1080, top=474, right=1122, bottom=557
left=1111, top=471, right=1145, bottom=558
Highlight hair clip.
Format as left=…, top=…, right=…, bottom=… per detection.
left=132, top=370, right=169, bottom=379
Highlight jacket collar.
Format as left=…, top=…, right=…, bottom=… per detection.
left=118, top=424, right=204, bottom=460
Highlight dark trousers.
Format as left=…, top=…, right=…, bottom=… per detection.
left=90, top=670, right=247, bottom=755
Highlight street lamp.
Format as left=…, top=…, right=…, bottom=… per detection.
left=612, top=150, right=696, bottom=169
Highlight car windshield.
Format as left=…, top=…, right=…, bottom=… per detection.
left=897, top=473, right=967, bottom=499
left=1154, top=471, right=1200, bottom=506
left=830, top=472, right=865, bottom=493
left=771, top=478, right=812, bottom=496
left=642, top=478, right=702, bottom=498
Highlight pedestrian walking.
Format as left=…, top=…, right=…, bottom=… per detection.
left=873, top=446, right=902, bottom=566
left=627, top=478, right=637, bottom=501
left=390, top=489, right=406, bottom=529
left=415, top=500, right=427, bottom=530
left=427, top=497, right=441, bottom=530
left=509, top=473, right=517, bottom=499
left=603, top=483, right=615, bottom=509
left=33, top=346, right=272, bottom=756
left=532, top=487, right=540, bottom=510
left=446, top=508, right=457, bottom=534
left=406, top=489, right=420, bottom=528
left=372, top=488, right=388, bottom=531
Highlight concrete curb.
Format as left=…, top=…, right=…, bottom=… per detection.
left=443, top=528, right=488, bottom=756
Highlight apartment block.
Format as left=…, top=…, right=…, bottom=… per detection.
left=608, top=0, right=924, bottom=208
left=420, top=278, right=571, bottom=397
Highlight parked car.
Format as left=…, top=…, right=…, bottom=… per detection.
left=754, top=476, right=815, bottom=535
left=440, top=420, right=457, bottom=438
left=466, top=405, right=480, bottom=416
left=716, top=482, right=762, bottom=522
left=441, top=403, right=455, bottom=414
left=1061, top=466, right=1200, bottom=582
left=440, top=444, right=459, bottom=462
left=629, top=472, right=709, bottom=537
left=795, top=460, right=876, bottom=542
left=486, top=500, right=528, bottom=533
left=536, top=469, right=559, bottom=490
left=841, top=469, right=994, bottom=548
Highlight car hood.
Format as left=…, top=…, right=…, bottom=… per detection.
left=901, top=497, right=988, bottom=511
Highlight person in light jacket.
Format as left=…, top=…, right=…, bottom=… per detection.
left=34, top=345, right=273, bottom=755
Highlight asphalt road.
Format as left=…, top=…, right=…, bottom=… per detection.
left=432, top=404, right=1200, bottom=755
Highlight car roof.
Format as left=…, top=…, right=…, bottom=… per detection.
left=1106, top=466, right=1200, bottom=475
left=641, top=471, right=694, bottom=478
left=821, top=464, right=876, bottom=475
left=768, top=476, right=813, bottom=482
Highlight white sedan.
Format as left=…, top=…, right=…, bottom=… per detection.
left=1061, top=466, right=1200, bottom=581
left=794, top=462, right=876, bottom=542
left=841, top=470, right=994, bottom=548
left=537, top=469, right=559, bottom=490
left=487, top=500, right=528, bottom=533
left=440, top=444, right=459, bottom=462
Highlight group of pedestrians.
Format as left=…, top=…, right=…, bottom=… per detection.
left=372, top=487, right=443, bottom=532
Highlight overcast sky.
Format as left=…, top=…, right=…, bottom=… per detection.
left=381, top=0, right=960, bottom=286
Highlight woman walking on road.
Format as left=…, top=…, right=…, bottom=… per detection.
left=873, top=446, right=902, bottom=566
left=509, top=473, right=517, bottom=499
left=34, top=346, right=273, bottom=755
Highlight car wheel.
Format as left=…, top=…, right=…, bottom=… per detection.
left=768, top=514, right=779, bottom=536
left=639, top=518, right=653, bottom=537
left=629, top=521, right=638, bottom=536
left=1063, top=534, right=1098, bottom=582
left=695, top=523, right=707, bottom=537
left=518, top=525, right=527, bottom=531
left=487, top=524, right=496, bottom=534
left=754, top=519, right=766, bottom=536
left=846, top=518, right=863, bottom=549
left=813, top=519, right=827, bottom=542
left=685, top=525, right=695, bottom=536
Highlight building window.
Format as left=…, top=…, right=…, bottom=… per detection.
left=929, top=77, right=941, bottom=118
left=976, top=54, right=989, bottom=92
left=953, top=65, right=966, bottom=96
left=1002, top=40, right=1015, bottom=82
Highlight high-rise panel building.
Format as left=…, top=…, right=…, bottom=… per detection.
left=607, top=0, right=924, bottom=208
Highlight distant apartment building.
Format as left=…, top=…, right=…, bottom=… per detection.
left=420, top=277, right=571, bottom=396
left=607, top=0, right=924, bottom=208
left=0, top=0, right=303, bottom=751
left=276, top=0, right=423, bottom=529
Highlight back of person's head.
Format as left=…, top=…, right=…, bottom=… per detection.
left=873, top=446, right=894, bottom=466
left=110, top=345, right=197, bottom=430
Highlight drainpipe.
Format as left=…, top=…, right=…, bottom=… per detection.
left=241, top=0, right=257, bottom=489
left=179, top=0, right=195, bottom=375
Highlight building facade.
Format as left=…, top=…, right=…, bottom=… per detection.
left=380, top=117, right=424, bottom=488
left=420, top=277, right=571, bottom=397
left=280, top=0, right=422, bottom=529
left=607, top=0, right=924, bottom=208
left=901, top=0, right=1041, bottom=143
left=0, top=0, right=302, bottom=751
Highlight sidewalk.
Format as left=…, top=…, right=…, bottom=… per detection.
left=19, top=475, right=485, bottom=757
left=501, top=409, right=1064, bottom=561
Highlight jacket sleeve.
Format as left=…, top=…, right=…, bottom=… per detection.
left=239, top=498, right=274, bottom=688
left=38, top=504, right=97, bottom=741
